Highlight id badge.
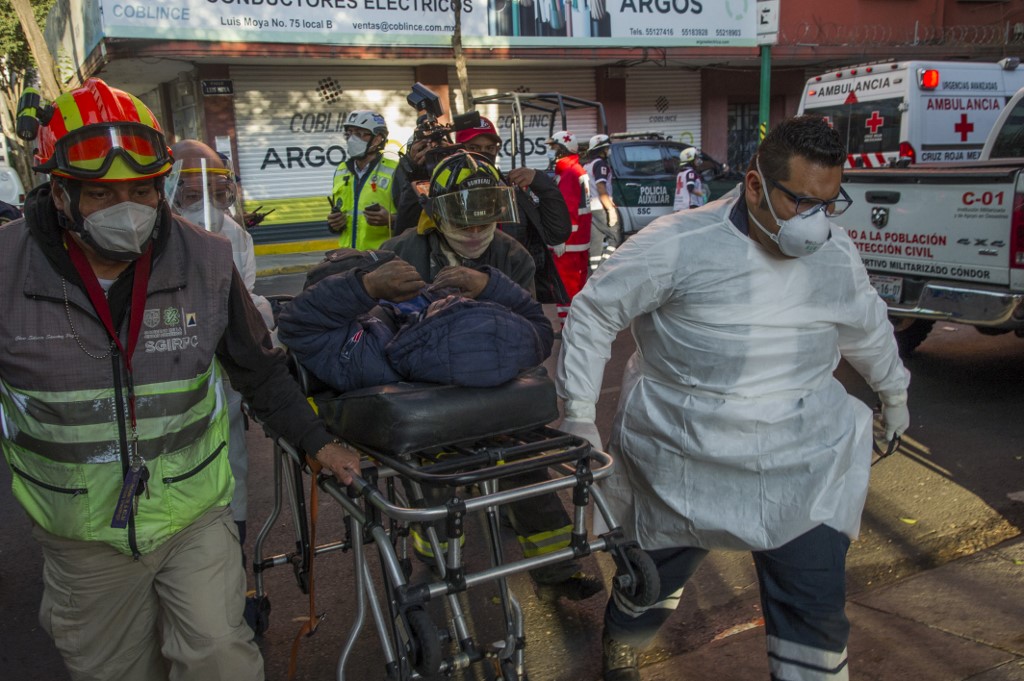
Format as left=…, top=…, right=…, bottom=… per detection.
left=110, top=465, right=144, bottom=529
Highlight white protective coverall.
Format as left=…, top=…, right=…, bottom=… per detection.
left=219, top=214, right=274, bottom=524
left=557, top=195, right=910, bottom=552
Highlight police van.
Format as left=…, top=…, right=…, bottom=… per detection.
left=796, top=58, right=1024, bottom=167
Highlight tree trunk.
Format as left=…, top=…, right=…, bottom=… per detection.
left=451, top=2, right=473, bottom=112
left=10, top=0, right=61, bottom=100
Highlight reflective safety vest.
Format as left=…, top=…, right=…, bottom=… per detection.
left=330, top=154, right=399, bottom=250
left=0, top=218, right=234, bottom=556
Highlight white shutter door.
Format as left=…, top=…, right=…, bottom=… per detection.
left=230, top=66, right=416, bottom=226
left=625, top=69, right=702, bottom=148
left=450, top=67, right=599, bottom=171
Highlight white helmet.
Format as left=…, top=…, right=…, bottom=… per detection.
left=679, top=147, right=698, bottom=164
left=547, top=130, right=579, bottom=154
left=344, top=110, right=388, bottom=138
left=588, top=134, right=611, bottom=154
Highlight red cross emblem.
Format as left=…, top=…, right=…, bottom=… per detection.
left=865, top=111, right=884, bottom=134
left=954, top=114, right=974, bottom=142
left=561, top=133, right=573, bottom=144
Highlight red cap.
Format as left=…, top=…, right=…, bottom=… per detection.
left=456, top=116, right=501, bottom=144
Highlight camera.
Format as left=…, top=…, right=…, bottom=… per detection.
left=408, top=82, right=481, bottom=144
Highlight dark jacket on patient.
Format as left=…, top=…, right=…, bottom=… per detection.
left=277, top=266, right=554, bottom=393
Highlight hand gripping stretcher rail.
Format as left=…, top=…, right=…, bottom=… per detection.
left=246, top=358, right=660, bottom=681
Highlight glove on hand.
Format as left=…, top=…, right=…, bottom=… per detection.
left=558, top=417, right=602, bottom=451
left=607, top=207, right=620, bottom=229
left=881, top=392, right=910, bottom=441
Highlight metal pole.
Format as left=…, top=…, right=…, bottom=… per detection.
left=759, top=43, right=771, bottom=143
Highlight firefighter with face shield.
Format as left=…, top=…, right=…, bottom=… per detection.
left=382, top=150, right=605, bottom=601
left=3, top=77, right=359, bottom=681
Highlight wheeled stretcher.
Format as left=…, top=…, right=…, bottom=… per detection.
left=249, top=367, right=659, bottom=681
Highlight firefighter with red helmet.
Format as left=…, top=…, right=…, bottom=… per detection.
left=545, top=130, right=592, bottom=323
left=5, top=78, right=358, bottom=681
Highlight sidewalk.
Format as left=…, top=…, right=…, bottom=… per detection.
left=640, top=534, right=1024, bottom=680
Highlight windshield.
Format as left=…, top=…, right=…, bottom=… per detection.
left=805, top=97, right=903, bottom=158
left=988, top=97, right=1024, bottom=159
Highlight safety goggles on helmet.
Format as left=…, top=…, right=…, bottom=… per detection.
left=431, top=186, right=518, bottom=228
left=43, top=122, right=171, bottom=181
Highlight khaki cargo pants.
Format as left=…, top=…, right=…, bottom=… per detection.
left=33, top=506, right=263, bottom=681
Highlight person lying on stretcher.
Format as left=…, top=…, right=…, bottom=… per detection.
left=276, top=256, right=554, bottom=393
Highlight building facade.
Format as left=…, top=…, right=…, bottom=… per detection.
left=43, top=0, right=1024, bottom=242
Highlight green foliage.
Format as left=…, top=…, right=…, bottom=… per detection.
left=0, top=0, right=56, bottom=89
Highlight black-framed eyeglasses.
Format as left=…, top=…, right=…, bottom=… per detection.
left=766, top=177, right=853, bottom=217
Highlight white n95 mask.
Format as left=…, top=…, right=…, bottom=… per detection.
left=82, top=201, right=158, bottom=261
left=179, top=201, right=226, bottom=233
left=752, top=164, right=832, bottom=258
left=346, top=136, right=369, bottom=160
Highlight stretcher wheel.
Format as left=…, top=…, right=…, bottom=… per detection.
left=406, top=607, right=444, bottom=679
left=615, top=546, right=660, bottom=608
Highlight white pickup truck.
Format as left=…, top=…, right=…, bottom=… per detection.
left=833, top=87, right=1024, bottom=355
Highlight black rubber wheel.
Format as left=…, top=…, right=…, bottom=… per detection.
left=616, top=546, right=660, bottom=608
left=892, top=318, right=934, bottom=357
left=406, top=607, right=443, bottom=679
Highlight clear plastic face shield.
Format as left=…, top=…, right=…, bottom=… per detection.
left=431, top=186, right=519, bottom=230
left=165, top=158, right=244, bottom=233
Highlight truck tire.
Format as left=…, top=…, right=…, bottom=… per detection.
left=891, top=318, right=934, bottom=357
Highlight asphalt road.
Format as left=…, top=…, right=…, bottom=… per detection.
left=1, top=272, right=1021, bottom=680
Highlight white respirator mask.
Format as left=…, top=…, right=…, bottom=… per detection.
left=750, top=160, right=832, bottom=258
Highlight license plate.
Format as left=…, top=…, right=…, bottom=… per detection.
left=869, top=274, right=903, bottom=304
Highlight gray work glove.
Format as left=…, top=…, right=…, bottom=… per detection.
left=559, top=417, right=602, bottom=451
left=881, top=391, right=910, bottom=441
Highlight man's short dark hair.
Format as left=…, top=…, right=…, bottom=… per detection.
left=751, top=115, right=847, bottom=182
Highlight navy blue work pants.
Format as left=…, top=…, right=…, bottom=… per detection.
left=605, top=524, right=851, bottom=680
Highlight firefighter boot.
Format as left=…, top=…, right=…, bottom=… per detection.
left=602, top=630, right=640, bottom=681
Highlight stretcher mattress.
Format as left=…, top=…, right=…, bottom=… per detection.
left=313, top=370, right=559, bottom=456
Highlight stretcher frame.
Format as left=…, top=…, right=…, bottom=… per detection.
left=247, top=383, right=658, bottom=681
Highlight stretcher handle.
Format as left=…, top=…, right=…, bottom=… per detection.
left=360, top=439, right=591, bottom=487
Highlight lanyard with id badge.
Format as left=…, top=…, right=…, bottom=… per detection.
left=65, top=235, right=153, bottom=529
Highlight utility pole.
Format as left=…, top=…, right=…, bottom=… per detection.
left=756, top=0, right=780, bottom=142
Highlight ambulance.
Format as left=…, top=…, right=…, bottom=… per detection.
left=796, top=58, right=1024, bottom=167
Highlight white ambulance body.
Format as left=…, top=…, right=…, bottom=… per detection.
left=797, top=59, right=1024, bottom=168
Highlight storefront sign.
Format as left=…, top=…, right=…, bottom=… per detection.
left=98, top=0, right=756, bottom=47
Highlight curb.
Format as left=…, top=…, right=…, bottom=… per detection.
left=255, top=263, right=318, bottom=278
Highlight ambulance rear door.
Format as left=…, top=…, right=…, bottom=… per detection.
left=798, top=64, right=908, bottom=169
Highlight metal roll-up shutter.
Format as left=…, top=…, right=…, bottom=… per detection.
left=449, top=67, right=599, bottom=171
left=230, top=66, right=416, bottom=241
left=625, top=68, right=702, bottom=148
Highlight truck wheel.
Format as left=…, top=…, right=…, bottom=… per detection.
left=892, top=318, right=934, bottom=357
